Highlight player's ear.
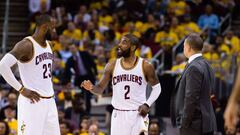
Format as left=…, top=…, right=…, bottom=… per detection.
left=131, top=45, right=136, bottom=52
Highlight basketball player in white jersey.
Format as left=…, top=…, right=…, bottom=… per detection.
left=0, top=14, right=60, bottom=135
left=81, top=34, right=161, bottom=135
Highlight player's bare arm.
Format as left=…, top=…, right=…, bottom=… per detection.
left=81, top=60, right=116, bottom=95
left=138, top=60, right=161, bottom=117
left=9, top=39, right=34, bottom=61
left=0, top=39, right=41, bottom=103
left=143, top=60, right=159, bottom=86
left=224, top=67, right=240, bottom=133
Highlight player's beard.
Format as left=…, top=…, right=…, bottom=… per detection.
left=118, top=48, right=131, bottom=58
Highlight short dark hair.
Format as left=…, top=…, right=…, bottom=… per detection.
left=123, top=34, right=140, bottom=50
left=0, top=120, right=10, bottom=135
left=35, top=14, right=51, bottom=26
left=185, top=33, right=203, bottom=51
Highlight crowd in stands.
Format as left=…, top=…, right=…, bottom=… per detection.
left=0, top=0, right=239, bottom=135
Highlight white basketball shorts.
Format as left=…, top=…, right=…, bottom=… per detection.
left=111, top=109, right=149, bottom=135
left=17, top=94, right=60, bottom=135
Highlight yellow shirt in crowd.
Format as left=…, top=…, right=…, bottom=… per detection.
left=135, top=47, right=152, bottom=59
left=83, top=30, right=102, bottom=41
left=224, top=36, right=240, bottom=54
left=155, top=31, right=179, bottom=47
left=219, top=44, right=231, bottom=55
left=182, top=22, right=200, bottom=37
left=171, top=62, right=187, bottom=72
left=80, top=132, right=105, bottom=135
left=168, top=1, right=187, bottom=16
left=63, top=29, right=82, bottom=41
left=5, top=118, right=18, bottom=135
left=170, top=25, right=184, bottom=39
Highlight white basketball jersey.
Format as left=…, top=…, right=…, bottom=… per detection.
left=112, top=57, right=148, bottom=110
left=17, top=36, right=54, bottom=96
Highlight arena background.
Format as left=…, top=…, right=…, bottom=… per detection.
left=0, top=0, right=239, bottom=134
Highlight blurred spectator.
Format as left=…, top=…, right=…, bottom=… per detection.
left=171, top=53, right=187, bottom=73
left=99, top=21, right=109, bottom=35
left=149, top=121, right=162, bottom=135
left=198, top=5, right=219, bottom=40
left=62, top=91, right=73, bottom=110
left=55, top=7, right=71, bottom=34
left=0, top=92, right=17, bottom=121
left=182, top=15, right=201, bottom=37
left=65, top=93, right=86, bottom=129
left=74, top=13, right=86, bottom=31
left=183, top=4, right=192, bottom=20
left=142, top=14, right=157, bottom=34
left=83, top=22, right=101, bottom=46
left=0, top=90, right=8, bottom=111
left=29, top=0, right=51, bottom=14
left=135, top=44, right=153, bottom=60
left=63, top=22, right=82, bottom=43
left=224, top=30, right=240, bottom=54
left=3, top=105, right=17, bottom=135
left=212, top=0, right=235, bottom=16
left=7, top=93, right=17, bottom=109
left=96, top=55, right=106, bottom=81
left=102, top=29, right=117, bottom=50
left=65, top=44, right=97, bottom=114
left=58, top=107, right=67, bottom=123
left=90, top=117, right=100, bottom=128
left=91, top=45, right=104, bottom=58
left=78, top=116, right=90, bottom=135
left=58, top=35, right=72, bottom=63
left=60, top=121, right=73, bottom=135
left=169, top=17, right=184, bottom=38
left=105, top=105, right=113, bottom=134
left=202, top=43, right=219, bottom=62
left=168, top=0, right=187, bottom=17
left=0, top=120, right=10, bottom=135
left=77, top=5, right=91, bottom=23
left=216, top=35, right=231, bottom=55
left=87, top=124, right=105, bottom=135
left=52, top=57, right=65, bottom=85
left=155, top=25, right=179, bottom=49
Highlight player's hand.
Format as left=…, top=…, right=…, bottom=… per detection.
left=81, top=80, right=94, bottom=91
left=224, top=100, right=239, bottom=134
left=138, top=104, right=150, bottom=117
left=20, top=88, right=41, bottom=103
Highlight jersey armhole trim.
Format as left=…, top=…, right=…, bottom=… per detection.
left=19, top=38, right=35, bottom=63
left=142, top=59, right=147, bottom=82
left=111, top=60, right=117, bottom=77
left=46, top=40, right=53, bottom=49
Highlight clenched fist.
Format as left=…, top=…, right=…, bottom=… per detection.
left=81, top=80, right=94, bottom=91
left=138, top=103, right=150, bottom=117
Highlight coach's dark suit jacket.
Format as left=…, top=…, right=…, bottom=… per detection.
left=64, top=51, right=97, bottom=86
left=170, top=56, right=217, bottom=134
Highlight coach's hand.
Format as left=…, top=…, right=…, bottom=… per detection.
left=138, top=103, right=150, bottom=117
left=20, top=88, right=41, bottom=103
left=81, top=80, right=93, bottom=91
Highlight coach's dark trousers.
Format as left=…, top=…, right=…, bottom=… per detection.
left=180, top=119, right=214, bottom=135
left=75, top=75, right=94, bottom=115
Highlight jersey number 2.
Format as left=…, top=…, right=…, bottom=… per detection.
left=43, top=63, right=52, bottom=79
left=124, top=85, right=130, bottom=99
